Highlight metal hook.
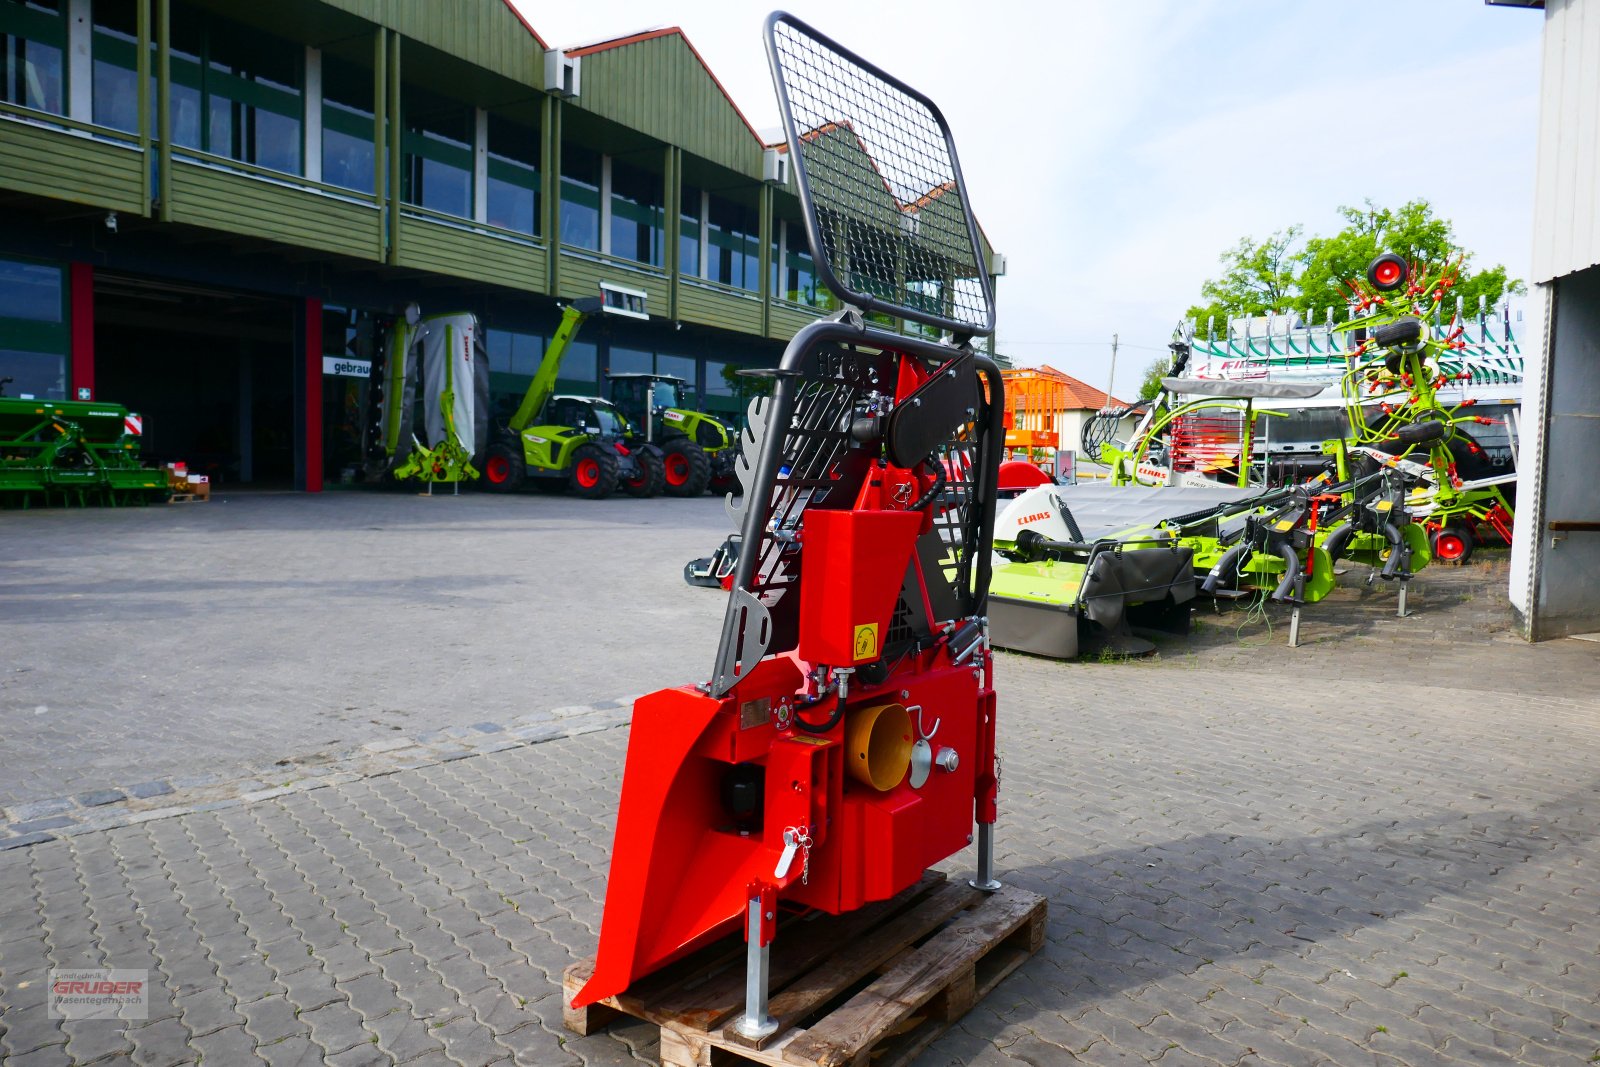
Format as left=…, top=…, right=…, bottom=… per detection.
left=908, top=704, right=939, bottom=740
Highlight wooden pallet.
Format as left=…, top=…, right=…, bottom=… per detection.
left=167, top=490, right=210, bottom=503
left=564, top=872, right=1046, bottom=1067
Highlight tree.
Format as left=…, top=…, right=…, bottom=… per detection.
left=1184, top=226, right=1302, bottom=330
left=1137, top=356, right=1167, bottom=402
left=1184, top=200, right=1524, bottom=331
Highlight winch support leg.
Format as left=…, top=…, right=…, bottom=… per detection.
left=734, top=887, right=778, bottom=1041
left=970, top=821, right=1002, bottom=893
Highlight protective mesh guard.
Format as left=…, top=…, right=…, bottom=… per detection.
left=710, top=342, right=991, bottom=694
left=766, top=13, right=994, bottom=337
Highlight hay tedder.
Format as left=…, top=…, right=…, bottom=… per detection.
left=0, top=393, right=167, bottom=508
left=569, top=12, right=1016, bottom=1047
left=989, top=254, right=1508, bottom=656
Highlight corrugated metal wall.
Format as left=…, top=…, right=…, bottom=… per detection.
left=1531, top=0, right=1600, bottom=282
left=319, top=0, right=537, bottom=87
left=569, top=35, right=763, bottom=180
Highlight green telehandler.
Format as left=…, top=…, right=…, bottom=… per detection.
left=480, top=298, right=664, bottom=499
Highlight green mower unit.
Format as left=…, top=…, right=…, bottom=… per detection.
left=0, top=395, right=168, bottom=508
left=481, top=297, right=664, bottom=499
left=365, top=310, right=486, bottom=488
left=606, top=373, right=740, bottom=496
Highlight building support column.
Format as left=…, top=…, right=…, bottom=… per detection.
left=472, top=107, right=488, bottom=224
left=155, top=0, right=171, bottom=221
left=386, top=30, right=402, bottom=264
left=66, top=0, right=92, bottom=121
left=543, top=95, right=561, bottom=295
left=664, top=146, right=680, bottom=320
left=304, top=46, right=323, bottom=183
left=296, top=298, right=324, bottom=492
left=69, top=262, right=94, bottom=401
left=372, top=26, right=386, bottom=258
left=137, top=0, right=151, bottom=212
left=758, top=183, right=772, bottom=338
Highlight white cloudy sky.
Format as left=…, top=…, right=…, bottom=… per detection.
left=512, top=1, right=1546, bottom=398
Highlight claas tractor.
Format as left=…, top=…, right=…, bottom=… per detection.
left=569, top=12, right=1010, bottom=1041
left=481, top=297, right=664, bottom=499
left=606, top=373, right=740, bottom=496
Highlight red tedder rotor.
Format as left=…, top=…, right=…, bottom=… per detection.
left=570, top=12, right=1008, bottom=1040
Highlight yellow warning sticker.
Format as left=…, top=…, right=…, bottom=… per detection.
left=1275, top=519, right=1293, bottom=532
left=852, top=623, right=880, bottom=661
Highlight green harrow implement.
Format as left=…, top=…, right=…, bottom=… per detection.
left=0, top=397, right=169, bottom=508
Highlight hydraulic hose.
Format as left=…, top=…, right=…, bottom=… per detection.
left=1270, top=543, right=1300, bottom=602
left=1322, top=522, right=1355, bottom=563
left=792, top=687, right=846, bottom=734
left=1380, top=521, right=1406, bottom=579
left=1201, top=542, right=1250, bottom=594
left=909, top=462, right=947, bottom=511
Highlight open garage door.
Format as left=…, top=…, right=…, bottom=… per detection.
left=94, top=274, right=295, bottom=486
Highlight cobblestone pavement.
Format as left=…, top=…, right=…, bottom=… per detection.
left=0, top=490, right=732, bottom=810
left=3, top=494, right=1598, bottom=1065
left=1, top=587, right=1596, bottom=1064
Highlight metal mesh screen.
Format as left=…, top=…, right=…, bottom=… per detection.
left=732, top=345, right=987, bottom=666
left=768, top=14, right=993, bottom=337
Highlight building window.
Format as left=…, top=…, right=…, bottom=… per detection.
left=707, top=193, right=758, bottom=291
left=0, top=255, right=67, bottom=400
left=679, top=182, right=701, bottom=278
left=202, top=16, right=302, bottom=173
left=486, top=113, right=537, bottom=235
left=1, top=0, right=65, bottom=115
left=485, top=327, right=545, bottom=415
left=560, top=142, right=600, bottom=250
left=608, top=346, right=651, bottom=377
left=487, top=328, right=544, bottom=379
left=165, top=8, right=201, bottom=149
left=609, top=157, right=662, bottom=266
left=777, top=221, right=822, bottom=307
left=321, top=55, right=373, bottom=194
left=91, top=0, right=141, bottom=132
left=401, top=86, right=471, bottom=218
left=555, top=338, right=596, bottom=392
left=656, top=353, right=695, bottom=388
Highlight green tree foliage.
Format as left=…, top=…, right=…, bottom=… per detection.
left=1137, top=356, right=1167, bottom=401
left=1185, top=200, right=1525, bottom=331
left=1186, top=226, right=1302, bottom=328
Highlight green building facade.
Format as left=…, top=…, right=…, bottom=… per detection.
left=0, top=0, right=1000, bottom=488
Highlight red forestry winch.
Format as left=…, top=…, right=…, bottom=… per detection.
left=570, top=13, right=1008, bottom=1041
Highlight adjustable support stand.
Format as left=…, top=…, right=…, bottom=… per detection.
left=969, top=821, right=1002, bottom=892
left=735, top=888, right=778, bottom=1041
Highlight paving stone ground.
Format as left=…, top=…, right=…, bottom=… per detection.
left=0, top=490, right=732, bottom=810
left=1, top=495, right=1597, bottom=1065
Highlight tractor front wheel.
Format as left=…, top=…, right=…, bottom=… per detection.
left=570, top=444, right=620, bottom=499
left=622, top=449, right=666, bottom=498
left=662, top=439, right=712, bottom=497
left=1431, top=522, right=1474, bottom=565
left=481, top=442, right=524, bottom=492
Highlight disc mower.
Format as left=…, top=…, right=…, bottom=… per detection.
left=370, top=309, right=486, bottom=488
left=572, top=13, right=1007, bottom=1038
